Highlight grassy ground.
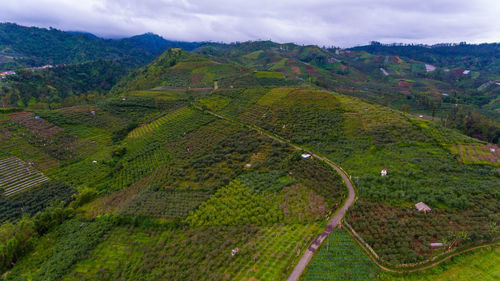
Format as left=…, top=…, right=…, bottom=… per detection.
left=380, top=245, right=500, bottom=281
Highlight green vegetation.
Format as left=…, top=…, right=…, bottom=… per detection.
left=1, top=36, right=500, bottom=280
left=119, top=187, right=210, bottom=219
left=0, top=181, right=75, bottom=223
left=185, top=180, right=283, bottom=226
left=380, top=246, right=500, bottom=281
left=0, top=23, right=198, bottom=70
left=59, top=224, right=321, bottom=281
left=302, top=229, right=379, bottom=280
left=200, top=85, right=499, bottom=264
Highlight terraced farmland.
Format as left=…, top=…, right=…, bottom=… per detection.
left=0, top=157, right=49, bottom=196
left=128, top=106, right=191, bottom=138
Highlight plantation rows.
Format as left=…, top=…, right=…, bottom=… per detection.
left=4, top=218, right=114, bottom=281
left=0, top=123, right=59, bottom=171
left=59, top=223, right=321, bottom=281
left=128, top=106, right=191, bottom=138
left=38, top=106, right=127, bottom=131
left=95, top=108, right=217, bottom=192
left=120, top=188, right=210, bottom=219
left=185, top=180, right=284, bottom=226
left=0, top=181, right=75, bottom=223
left=347, top=199, right=498, bottom=264
left=109, top=147, right=172, bottom=191
left=0, top=157, right=49, bottom=196
left=228, top=224, right=320, bottom=281
left=8, top=112, right=63, bottom=138
left=450, top=144, right=500, bottom=165
left=302, top=229, right=378, bottom=281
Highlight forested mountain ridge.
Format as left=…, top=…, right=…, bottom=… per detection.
left=0, top=23, right=200, bottom=70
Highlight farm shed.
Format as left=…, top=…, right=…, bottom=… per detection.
left=380, top=168, right=387, bottom=176
left=430, top=242, right=443, bottom=248
left=415, top=202, right=431, bottom=213
left=301, top=153, right=312, bottom=159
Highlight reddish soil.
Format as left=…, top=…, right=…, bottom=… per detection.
left=271, top=57, right=283, bottom=63
left=189, top=73, right=204, bottom=84
left=305, top=65, right=316, bottom=74
left=291, top=66, right=301, bottom=75
left=8, top=112, right=63, bottom=138
left=397, top=80, right=412, bottom=89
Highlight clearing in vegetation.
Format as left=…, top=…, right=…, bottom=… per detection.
left=0, top=157, right=49, bottom=196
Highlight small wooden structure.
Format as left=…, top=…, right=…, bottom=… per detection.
left=415, top=202, right=431, bottom=213
left=430, top=242, right=443, bottom=248
left=301, top=153, right=312, bottom=159
left=231, top=248, right=240, bottom=256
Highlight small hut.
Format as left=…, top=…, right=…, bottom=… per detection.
left=430, top=242, right=443, bottom=248
left=381, top=168, right=387, bottom=176
left=301, top=153, right=312, bottom=159
left=231, top=248, right=240, bottom=256
left=415, top=202, right=431, bottom=213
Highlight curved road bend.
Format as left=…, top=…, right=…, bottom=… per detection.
left=286, top=154, right=356, bottom=281
left=192, top=104, right=357, bottom=281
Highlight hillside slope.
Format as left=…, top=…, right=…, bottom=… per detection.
left=0, top=23, right=199, bottom=70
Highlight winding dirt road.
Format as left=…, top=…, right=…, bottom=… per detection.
left=192, top=104, right=357, bottom=281
left=286, top=154, right=356, bottom=281
left=193, top=103, right=499, bottom=279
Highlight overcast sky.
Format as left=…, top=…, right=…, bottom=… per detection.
left=1, top=0, right=500, bottom=47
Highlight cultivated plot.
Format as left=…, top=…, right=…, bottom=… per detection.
left=0, top=157, right=49, bottom=196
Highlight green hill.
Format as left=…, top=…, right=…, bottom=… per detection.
left=0, top=44, right=499, bottom=281
left=0, top=23, right=199, bottom=70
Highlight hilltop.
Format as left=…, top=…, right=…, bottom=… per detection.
left=0, top=23, right=199, bottom=70
left=0, top=34, right=499, bottom=281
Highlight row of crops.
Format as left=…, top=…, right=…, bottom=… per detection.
left=450, top=144, right=500, bottom=165
left=128, top=106, right=191, bottom=138
left=57, top=223, right=321, bottom=281
left=0, top=157, right=49, bottom=196
left=302, top=228, right=379, bottom=281
left=119, top=187, right=210, bottom=219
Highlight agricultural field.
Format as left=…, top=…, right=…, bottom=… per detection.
left=8, top=112, right=63, bottom=138
left=301, top=228, right=379, bottom=281
left=128, top=106, right=191, bottom=138
left=450, top=143, right=500, bottom=165
left=0, top=156, right=49, bottom=196
left=0, top=181, right=75, bottom=222
left=119, top=187, right=210, bottom=219
left=199, top=86, right=500, bottom=264
left=58, top=223, right=322, bottom=281
left=2, top=41, right=500, bottom=281
left=380, top=245, right=500, bottom=281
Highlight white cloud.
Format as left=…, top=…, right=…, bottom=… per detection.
left=1, top=0, right=499, bottom=47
